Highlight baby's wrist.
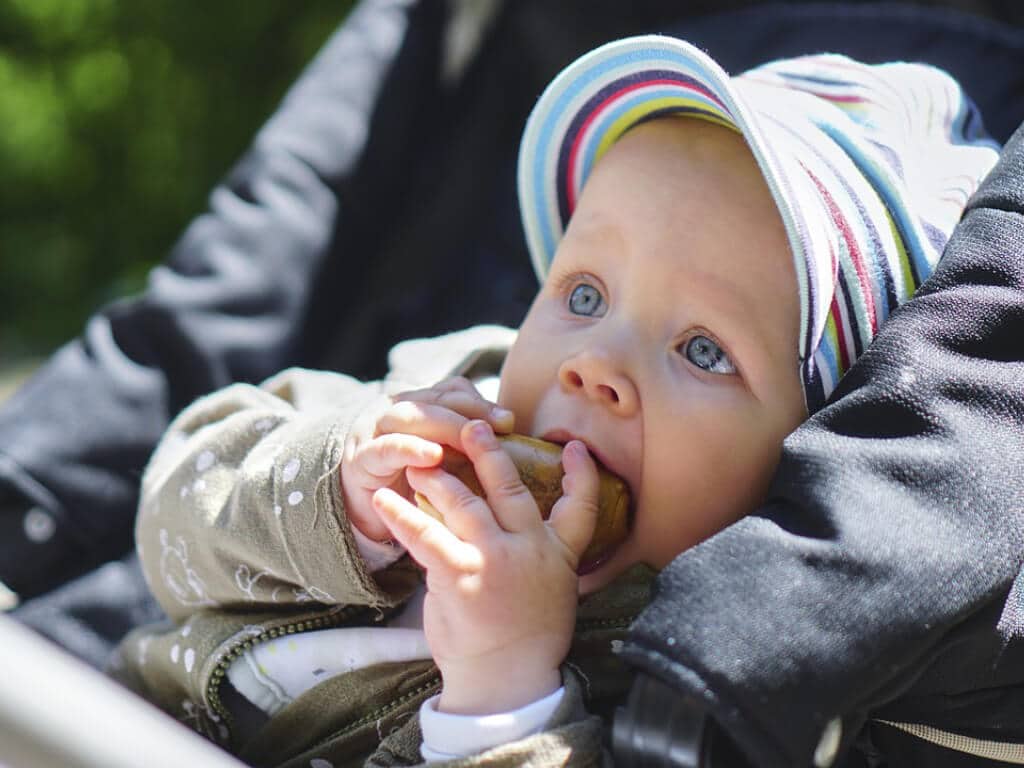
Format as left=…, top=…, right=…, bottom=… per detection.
left=438, top=665, right=562, bottom=716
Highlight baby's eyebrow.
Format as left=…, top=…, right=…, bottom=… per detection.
left=674, top=267, right=782, bottom=365
left=550, top=224, right=624, bottom=277
left=678, top=267, right=751, bottom=318
left=566, top=217, right=622, bottom=253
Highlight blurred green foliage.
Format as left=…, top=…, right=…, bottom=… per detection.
left=0, top=0, right=353, bottom=356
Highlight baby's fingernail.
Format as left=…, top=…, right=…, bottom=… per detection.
left=491, top=406, right=514, bottom=423
left=469, top=420, right=497, bottom=446
left=566, top=440, right=588, bottom=460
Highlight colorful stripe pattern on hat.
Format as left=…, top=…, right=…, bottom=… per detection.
left=517, top=36, right=999, bottom=412
left=741, top=55, right=998, bottom=407
left=557, top=70, right=737, bottom=219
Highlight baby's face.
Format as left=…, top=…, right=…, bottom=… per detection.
left=499, top=118, right=807, bottom=594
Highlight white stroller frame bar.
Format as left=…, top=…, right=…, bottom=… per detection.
left=0, top=614, right=248, bottom=768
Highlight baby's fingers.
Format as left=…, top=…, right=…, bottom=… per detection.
left=394, top=378, right=514, bottom=433
left=548, top=441, right=600, bottom=562
left=406, top=466, right=499, bottom=542
left=460, top=421, right=539, bottom=533
left=375, top=401, right=477, bottom=452
left=355, top=434, right=443, bottom=480
left=373, top=488, right=482, bottom=574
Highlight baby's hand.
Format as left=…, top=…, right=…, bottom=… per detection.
left=372, top=420, right=600, bottom=715
left=341, top=377, right=513, bottom=541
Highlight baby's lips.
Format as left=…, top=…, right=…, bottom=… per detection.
left=413, top=434, right=632, bottom=566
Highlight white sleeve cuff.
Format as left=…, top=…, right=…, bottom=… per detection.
left=350, top=524, right=405, bottom=572
left=419, top=687, right=565, bottom=762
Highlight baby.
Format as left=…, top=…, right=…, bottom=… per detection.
left=113, top=36, right=998, bottom=766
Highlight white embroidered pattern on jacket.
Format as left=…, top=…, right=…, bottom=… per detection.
left=158, top=528, right=217, bottom=608
left=294, top=585, right=334, bottom=603
left=235, top=563, right=279, bottom=601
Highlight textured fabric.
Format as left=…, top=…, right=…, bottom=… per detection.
left=134, top=326, right=513, bottom=625
left=11, top=553, right=164, bottom=670
left=366, top=670, right=608, bottom=768
left=419, top=687, right=564, bottom=761
left=517, top=35, right=1001, bottom=411
left=619, top=122, right=1024, bottom=767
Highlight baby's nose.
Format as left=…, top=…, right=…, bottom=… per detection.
left=558, top=355, right=639, bottom=415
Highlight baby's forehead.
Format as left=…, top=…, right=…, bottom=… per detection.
left=557, top=122, right=800, bottom=326
left=565, top=118, right=784, bottom=247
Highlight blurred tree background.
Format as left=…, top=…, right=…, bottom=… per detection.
left=0, top=0, right=353, bottom=365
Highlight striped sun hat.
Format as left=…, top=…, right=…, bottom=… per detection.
left=517, top=35, right=999, bottom=412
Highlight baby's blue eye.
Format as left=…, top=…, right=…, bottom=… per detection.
left=684, top=335, right=736, bottom=374
left=568, top=283, right=607, bottom=317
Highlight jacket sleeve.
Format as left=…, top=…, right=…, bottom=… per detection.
left=618, top=123, right=1024, bottom=767
left=136, top=367, right=418, bottom=624
left=0, top=0, right=440, bottom=600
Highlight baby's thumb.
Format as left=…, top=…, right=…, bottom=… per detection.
left=548, top=441, right=600, bottom=561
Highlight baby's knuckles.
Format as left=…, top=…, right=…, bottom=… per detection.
left=380, top=399, right=424, bottom=431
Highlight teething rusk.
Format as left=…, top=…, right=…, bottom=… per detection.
left=414, top=434, right=631, bottom=569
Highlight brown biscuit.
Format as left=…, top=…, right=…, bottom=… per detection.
left=414, top=434, right=631, bottom=568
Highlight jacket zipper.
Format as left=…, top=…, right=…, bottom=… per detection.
left=205, top=605, right=373, bottom=736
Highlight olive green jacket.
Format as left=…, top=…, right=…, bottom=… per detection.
left=112, top=326, right=654, bottom=767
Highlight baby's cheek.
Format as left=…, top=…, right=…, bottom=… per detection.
left=495, top=385, right=531, bottom=434
left=644, top=456, right=753, bottom=548
left=496, top=345, right=532, bottom=407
